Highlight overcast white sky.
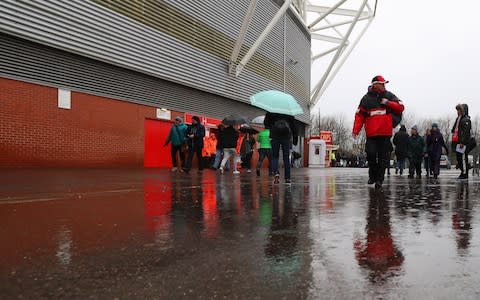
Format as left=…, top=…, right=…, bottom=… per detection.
left=310, top=0, right=480, bottom=122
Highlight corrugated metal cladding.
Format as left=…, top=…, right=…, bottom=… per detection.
left=0, top=0, right=311, bottom=123
left=0, top=33, right=267, bottom=121
left=166, top=0, right=285, bottom=66
left=285, top=16, right=311, bottom=105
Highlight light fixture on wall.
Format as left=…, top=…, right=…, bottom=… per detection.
left=287, top=58, right=298, bottom=65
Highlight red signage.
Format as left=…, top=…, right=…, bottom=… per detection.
left=184, top=113, right=222, bottom=127
left=320, top=131, right=333, bottom=145
left=184, top=113, right=198, bottom=124
left=205, top=117, right=222, bottom=127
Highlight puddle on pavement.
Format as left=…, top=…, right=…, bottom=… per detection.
left=1, top=169, right=480, bottom=297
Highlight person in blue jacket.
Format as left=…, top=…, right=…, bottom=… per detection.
left=165, top=116, right=187, bottom=172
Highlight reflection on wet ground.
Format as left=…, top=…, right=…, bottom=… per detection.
left=1, top=168, right=480, bottom=298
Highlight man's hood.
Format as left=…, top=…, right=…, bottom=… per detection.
left=463, top=104, right=469, bottom=116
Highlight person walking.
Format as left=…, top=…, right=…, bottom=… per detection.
left=164, top=116, right=188, bottom=172
left=256, top=128, right=272, bottom=176
left=352, top=75, right=405, bottom=189
left=183, top=116, right=205, bottom=174
left=212, top=124, right=229, bottom=170
left=451, top=104, right=472, bottom=179
left=240, top=132, right=255, bottom=173
left=427, top=123, right=448, bottom=179
left=219, top=124, right=240, bottom=175
left=407, top=125, right=425, bottom=179
left=423, top=129, right=432, bottom=177
left=393, top=125, right=409, bottom=175
left=264, top=112, right=298, bottom=184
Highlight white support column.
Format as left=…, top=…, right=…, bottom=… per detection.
left=311, top=33, right=344, bottom=44
left=325, top=18, right=344, bottom=38
left=235, top=0, right=294, bottom=77
left=229, top=0, right=257, bottom=74
left=311, top=15, right=369, bottom=32
left=313, top=14, right=374, bottom=105
left=308, top=0, right=347, bottom=29
left=305, top=0, right=376, bottom=108
left=311, top=45, right=341, bottom=61
left=306, top=4, right=369, bottom=17
left=310, top=0, right=369, bottom=105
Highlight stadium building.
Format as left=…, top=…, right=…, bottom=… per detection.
left=0, top=0, right=311, bottom=168
left=1, top=0, right=377, bottom=168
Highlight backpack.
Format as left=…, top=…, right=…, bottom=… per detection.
left=384, top=93, right=402, bottom=128
left=392, top=112, right=402, bottom=128
left=273, top=119, right=291, bottom=136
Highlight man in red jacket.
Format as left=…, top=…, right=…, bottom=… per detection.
left=352, top=75, right=405, bottom=189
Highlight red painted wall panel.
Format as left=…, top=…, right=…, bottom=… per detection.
left=0, top=77, right=178, bottom=168
left=144, top=119, right=172, bottom=168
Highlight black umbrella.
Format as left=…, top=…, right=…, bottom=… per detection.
left=239, top=125, right=259, bottom=134
left=222, top=114, right=248, bottom=126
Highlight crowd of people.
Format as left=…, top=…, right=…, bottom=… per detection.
left=164, top=112, right=299, bottom=184
left=391, top=123, right=449, bottom=179
left=165, top=74, right=476, bottom=188
left=353, top=75, right=476, bottom=189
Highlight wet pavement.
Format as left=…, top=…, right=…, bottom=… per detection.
left=1, top=168, right=480, bottom=299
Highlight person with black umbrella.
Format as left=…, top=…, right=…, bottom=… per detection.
left=219, top=124, right=240, bottom=175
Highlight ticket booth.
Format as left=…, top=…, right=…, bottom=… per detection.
left=308, top=139, right=326, bottom=168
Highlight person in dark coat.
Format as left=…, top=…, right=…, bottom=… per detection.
left=427, top=123, right=448, bottom=179
left=264, top=112, right=298, bottom=184
left=240, top=133, right=256, bottom=173
left=423, top=129, right=432, bottom=177
left=183, top=116, right=205, bottom=174
left=451, top=104, right=472, bottom=179
left=393, top=125, right=409, bottom=175
left=407, top=125, right=425, bottom=179
left=212, top=123, right=229, bottom=170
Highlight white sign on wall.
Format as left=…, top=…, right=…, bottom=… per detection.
left=156, top=108, right=171, bottom=120
left=58, top=89, right=71, bottom=109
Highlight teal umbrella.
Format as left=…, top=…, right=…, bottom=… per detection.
left=250, top=90, right=304, bottom=116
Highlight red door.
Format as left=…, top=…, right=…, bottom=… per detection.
left=144, top=119, right=171, bottom=168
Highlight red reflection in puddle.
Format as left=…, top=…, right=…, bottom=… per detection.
left=143, top=179, right=172, bottom=234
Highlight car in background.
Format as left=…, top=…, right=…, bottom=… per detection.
left=468, top=155, right=474, bottom=169
left=440, top=155, right=451, bottom=169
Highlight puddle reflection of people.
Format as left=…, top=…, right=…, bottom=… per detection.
left=354, top=188, right=404, bottom=282
left=452, top=182, right=472, bottom=254
left=265, top=187, right=298, bottom=260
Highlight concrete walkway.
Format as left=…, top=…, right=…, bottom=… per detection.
left=1, top=168, right=480, bottom=299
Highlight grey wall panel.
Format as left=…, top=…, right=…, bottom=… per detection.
left=0, top=0, right=310, bottom=123
left=0, top=34, right=269, bottom=122
left=165, top=0, right=285, bottom=64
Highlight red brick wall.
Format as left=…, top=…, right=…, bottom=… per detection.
left=0, top=77, right=178, bottom=168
